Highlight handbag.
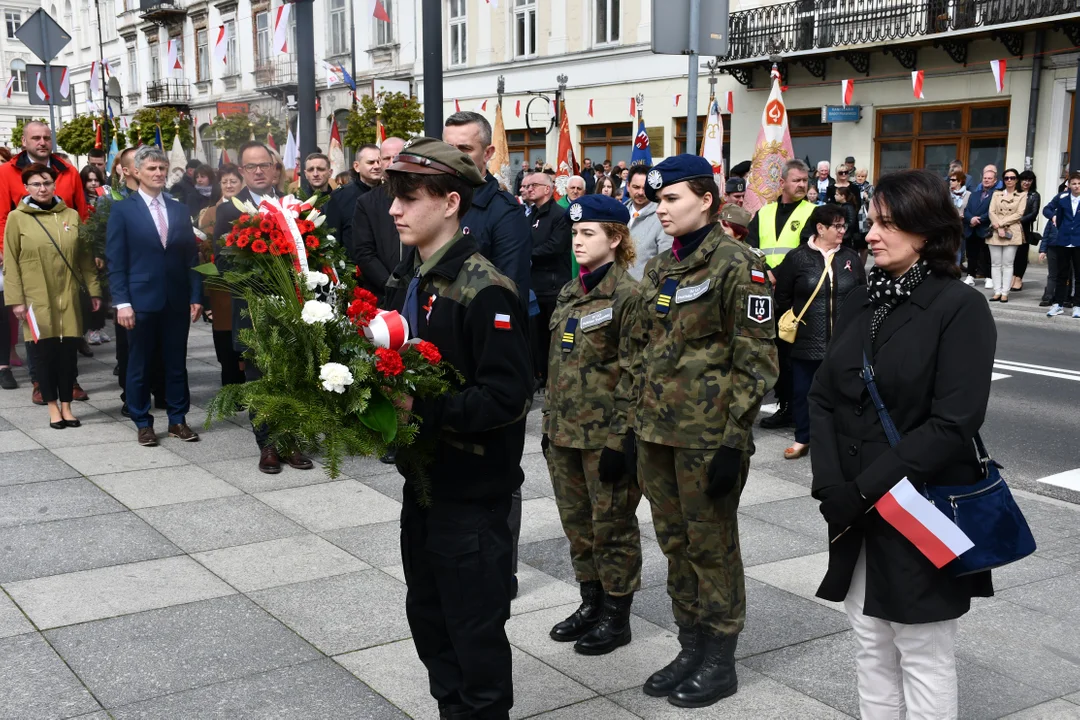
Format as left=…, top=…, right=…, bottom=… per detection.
left=778, top=255, right=831, bottom=343
left=30, top=214, right=94, bottom=324
left=861, top=331, right=1035, bottom=576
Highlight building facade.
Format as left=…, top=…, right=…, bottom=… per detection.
left=1, top=0, right=60, bottom=149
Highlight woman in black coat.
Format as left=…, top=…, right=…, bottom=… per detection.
left=773, top=203, right=865, bottom=460
left=1011, top=170, right=1040, bottom=292
left=808, top=169, right=995, bottom=719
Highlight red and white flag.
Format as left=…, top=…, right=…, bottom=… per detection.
left=841, top=78, right=854, bottom=107
left=673, top=93, right=681, bottom=107
left=912, top=70, right=925, bottom=99
left=166, top=39, right=182, bottom=74
left=475, top=99, right=488, bottom=112
left=89, top=61, right=100, bottom=99
left=587, top=98, right=594, bottom=117
left=875, top=478, right=974, bottom=569
left=514, top=99, right=521, bottom=118
left=102, top=59, right=114, bottom=78
left=59, top=67, right=70, bottom=99
left=744, top=65, right=795, bottom=215
left=629, top=96, right=637, bottom=118
left=701, top=98, right=726, bottom=189
left=266, top=131, right=277, bottom=152
left=26, top=305, right=41, bottom=343
left=213, top=25, right=228, bottom=69
left=453, top=98, right=461, bottom=112
left=549, top=98, right=557, bottom=119
left=493, top=313, right=512, bottom=330
left=723, top=91, right=734, bottom=113
left=3, top=75, right=14, bottom=99
left=34, top=73, right=49, bottom=102
left=273, top=4, right=291, bottom=54
left=372, top=0, right=390, bottom=22
left=990, top=59, right=1006, bottom=93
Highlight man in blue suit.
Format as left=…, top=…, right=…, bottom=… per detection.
left=962, top=165, right=997, bottom=288
left=106, top=146, right=203, bottom=447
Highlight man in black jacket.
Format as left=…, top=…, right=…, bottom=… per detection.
left=326, top=144, right=383, bottom=261
left=349, top=137, right=406, bottom=300
left=384, top=137, right=532, bottom=720
left=523, top=171, right=571, bottom=386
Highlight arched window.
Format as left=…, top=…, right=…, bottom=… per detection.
left=9, top=58, right=26, bottom=94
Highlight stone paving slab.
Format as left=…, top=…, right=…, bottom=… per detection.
left=134, top=494, right=304, bottom=553
left=23, top=420, right=136, bottom=449
left=90, top=465, right=242, bottom=509
left=0, top=428, right=42, bottom=453
left=255, top=479, right=401, bottom=532
left=0, top=591, right=33, bottom=639
left=193, top=534, right=370, bottom=592
left=54, top=441, right=190, bottom=476
left=202, top=456, right=335, bottom=493
left=0, top=632, right=103, bottom=719
left=0, top=477, right=124, bottom=528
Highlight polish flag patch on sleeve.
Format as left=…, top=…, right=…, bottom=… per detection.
left=494, top=313, right=512, bottom=330
left=750, top=269, right=767, bottom=284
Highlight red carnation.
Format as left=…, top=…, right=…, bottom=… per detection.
left=235, top=236, right=250, bottom=249
left=260, top=219, right=275, bottom=232
left=225, top=236, right=235, bottom=247
left=250, top=239, right=268, bottom=253
left=375, top=347, right=405, bottom=376
left=347, top=299, right=377, bottom=325
left=305, top=236, right=320, bottom=250
left=415, top=340, right=442, bottom=365
left=238, top=214, right=251, bottom=223
left=353, top=287, right=378, bottom=305
left=297, top=220, right=314, bottom=233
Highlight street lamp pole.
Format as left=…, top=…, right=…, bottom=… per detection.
left=295, top=0, right=317, bottom=157
left=422, top=0, right=443, bottom=137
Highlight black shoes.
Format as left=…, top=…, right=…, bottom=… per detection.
left=668, top=633, right=739, bottom=708
left=574, top=592, right=633, bottom=655
left=643, top=626, right=705, bottom=697
left=759, top=403, right=793, bottom=429
left=0, top=368, right=16, bottom=390
left=380, top=450, right=397, bottom=464
left=1039, top=299, right=1052, bottom=307
left=550, top=581, right=603, bottom=642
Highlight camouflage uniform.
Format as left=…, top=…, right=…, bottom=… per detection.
left=619, top=223, right=778, bottom=636
left=543, top=262, right=642, bottom=596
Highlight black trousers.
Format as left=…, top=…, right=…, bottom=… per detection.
left=115, top=322, right=166, bottom=406
left=532, top=299, right=556, bottom=383
left=0, top=294, right=10, bottom=366
left=966, top=234, right=990, bottom=277
left=36, top=338, right=78, bottom=403
left=774, top=338, right=793, bottom=406
left=402, top=494, right=514, bottom=720
left=1053, top=246, right=1080, bottom=304
left=214, top=330, right=245, bottom=387
left=1012, top=243, right=1029, bottom=281
left=245, top=361, right=271, bottom=449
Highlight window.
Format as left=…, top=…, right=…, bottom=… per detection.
left=9, top=59, right=26, bottom=93
left=595, top=0, right=619, bottom=45
left=580, top=123, right=634, bottom=166
left=196, top=28, right=209, bottom=81
left=788, top=108, right=832, bottom=170
left=375, top=0, right=393, bottom=45
left=255, top=11, right=270, bottom=64
left=448, top=0, right=466, bottom=67
left=514, top=0, right=536, bottom=57
left=675, top=115, right=730, bottom=168
left=875, top=101, right=1009, bottom=179
left=224, top=19, right=238, bottom=73
left=63, top=0, right=72, bottom=36
left=5, top=11, right=20, bottom=38
left=126, top=46, right=138, bottom=93
left=171, top=35, right=184, bottom=76
left=200, top=123, right=214, bottom=163
left=507, top=128, right=546, bottom=169
left=150, top=44, right=161, bottom=81
left=328, top=0, right=347, bottom=55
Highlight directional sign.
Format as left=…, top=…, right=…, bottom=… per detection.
left=15, top=9, right=71, bottom=64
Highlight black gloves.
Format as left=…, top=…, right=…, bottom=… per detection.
left=541, top=434, right=550, bottom=458
left=706, top=447, right=744, bottom=498
left=599, top=431, right=637, bottom=484
left=622, top=431, right=637, bottom=481
left=818, top=483, right=868, bottom=528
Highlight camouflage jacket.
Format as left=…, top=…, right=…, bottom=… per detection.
left=543, top=263, right=639, bottom=450
left=617, top=224, right=779, bottom=450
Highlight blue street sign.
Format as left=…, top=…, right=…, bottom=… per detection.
left=822, top=105, right=862, bottom=123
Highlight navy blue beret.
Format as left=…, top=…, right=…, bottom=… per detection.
left=644, top=155, right=717, bottom=202
left=566, top=193, right=631, bottom=225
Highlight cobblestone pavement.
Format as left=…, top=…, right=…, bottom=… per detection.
left=2, top=323, right=1080, bottom=719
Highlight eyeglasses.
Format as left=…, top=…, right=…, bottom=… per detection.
left=831, top=222, right=848, bottom=230
left=520, top=183, right=549, bottom=190
left=1003, top=175, right=1018, bottom=181
left=242, top=162, right=274, bottom=172
left=25, top=180, right=54, bottom=189
left=836, top=170, right=850, bottom=176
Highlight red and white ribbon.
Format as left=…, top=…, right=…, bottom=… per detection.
left=366, top=310, right=409, bottom=350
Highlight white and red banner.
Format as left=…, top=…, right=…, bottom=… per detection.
left=514, top=99, right=521, bottom=118
left=553, top=99, right=578, bottom=201
left=475, top=99, right=488, bottom=112
left=587, top=98, right=594, bottom=117
left=89, top=61, right=100, bottom=99
left=214, top=25, right=228, bottom=69
left=702, top=98, right=726, bottom=189
left=629, top=96, right=637, bottom=118
left=4, top=75, right=15, bottom=99
left=328, top=117, right=345, bottom=177
left=34, top=73, right=49, bottom=102
left=841, top=78, right=854, bottom=107
left=990, top=59, right=1006, bottom=93
left=26, top=305, right=41, bottom=342
left=912, top=70, right=925, bottom=99
left=673, top=93, right=682, bottom=107
left=723, top=91, right=734, bottom=113
left=273, top=4, right=290, bottom=54
left=59, top=67, right=70, bottom=99
left=875, top=478, right=974, bottom=568
left=166, top=39, right=182, bottom=75
left=744, top=65, right=794, bottom=215
left=367, top=310, right=409, bottom=350
left=323, top=61, right=342, bottom=87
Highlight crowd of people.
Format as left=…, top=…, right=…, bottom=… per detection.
left=0, top=113, right=1043, bottom=719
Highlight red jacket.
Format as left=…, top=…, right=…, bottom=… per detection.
left=0, top=152, right=89, bottom=253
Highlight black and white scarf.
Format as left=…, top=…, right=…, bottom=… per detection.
left=867, top=261, right=928, bottom=342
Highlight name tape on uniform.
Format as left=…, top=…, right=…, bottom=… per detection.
left=675, top=279, right=710, bottom=304
left=580, top=307, right=613, bottom=332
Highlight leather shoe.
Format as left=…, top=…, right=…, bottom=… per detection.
left=281, top=450, right=313, bottom=470
left=668, top=633, right=739, bottom=707
left=120, top=404, right=131, bottom=418
left=71, top=383, right=89, bottom=402
left=575, top=592, right=633, bottom=655
left=0, top=368, right=16, bottom=390
left=49, top=420, right=66, bottom=430
left=63, top=418, right=81, bottom=428
left=168, top=423, right=200, bottom=442
left=759, top=404, right=792, bottom=429
left=550, top=581, right=603, bottom=642
left=644, top=626, right=704, bottom=697
left=137, top=427, right=158, bottom=447
left=259, top=446, right=282, bottom=474
left=31, top=382, right=45, bottom=405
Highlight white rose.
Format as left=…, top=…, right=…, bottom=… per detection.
left=319, top=362, right=354, bottom=394
left=302, top=270, right=329, bottom=290
left=300, top=299, right=334, bottom=324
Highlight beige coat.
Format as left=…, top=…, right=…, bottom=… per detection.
left=3, top=199, right=101, bottom=341
left=988, top=190, right=1027, bottom=246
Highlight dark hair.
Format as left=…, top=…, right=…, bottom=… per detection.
left=594, top=175, right=615, bottom=195
left=385, top=171, right=475, bottom=219
left=871, top=169, right=962, bottom=278
left=1018, top=170, right=1037, bottom=190
left=0, top=147, right=11, bottom=163
left=237, top=141, right=273, bottom=164
left=194, top=164, right=216, bottom=182
left=1068, top=171, right=1080, bottom=183
left=681, top=177, right=722, bottom=219
left=304, top=152, right=330, bottom=168
left=88, top=148, right=107, bottom=160
left=355, top=144, right=380, bottom=160
left=218, top=163, right=242, bottom=182
left=808, top=203, right=846, bottom=230
left=949, top=171, right=967, bottom=184
left=627, top=164, right=651, bottom=183
left=1001, top=167, right=1020, bottom=182
left=444, top=111, right=493, bottom=147
left=22, top=162, right=57, bottom=184
left=80, top=164, right=105, bottom=187
left=834, top=185, right=858, bottom=207
left=186, top=158, right=201, bottom=170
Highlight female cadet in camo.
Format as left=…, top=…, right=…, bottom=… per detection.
left=620, top=155, right=778, bottom=708
left=541, top=193, right=643, bottom=657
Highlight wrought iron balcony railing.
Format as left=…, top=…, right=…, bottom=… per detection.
left=254, top=54, right=298, bottom=89
left=145, top=78, right=190, bottom=106
left=720, top=0, right=1080, bottom=63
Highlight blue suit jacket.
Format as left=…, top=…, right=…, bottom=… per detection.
left=963, top=187, right=994, bottom=239
left=1042, top=191, right=1080, bottom=247
left=105, top=192, right=202, bottom=312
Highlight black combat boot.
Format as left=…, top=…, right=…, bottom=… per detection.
left=438, top=703, right=470, bottom=720
left=574, top=592, right=633, bottom=655
left=642, top=626, right=704, bottom=697
left=549, top=581, right=603, bottom=642
left=759, top=403, right=792, bottom=429
left=667, top=632, right=738, bottom=707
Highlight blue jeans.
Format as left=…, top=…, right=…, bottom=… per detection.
left=791, top=357, right=822, bottom=445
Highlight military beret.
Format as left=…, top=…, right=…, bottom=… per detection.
left=643, top=155, right=717, bottom=203
left=729, top=160, right=752, bottom=177
left=566, top=194, right=631, bottom=225
left=719, top=203, right=752, bottom=230
left=386, top=136, right=485, bottom=186
left=725, top=177, right=746, bottom=194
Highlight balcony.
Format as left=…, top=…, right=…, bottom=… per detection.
left=139, top=0, right=187, bottom=23
left=145, top=78, right=191, bottom=106
left=718, top=0, right=1080, bottom=85
left=253, top=53, right=298, bottom=97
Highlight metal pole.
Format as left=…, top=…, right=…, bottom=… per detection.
left=686, top=0, right=701, bottom=153
left=1024, top=31, right=1044, bottom=171
left=422, top=0, right=443, bottom=137
left=94, top=0, right=108, bottom=121
left=39, top=21, right=57, bottom=148
left=296, top=0, right=316, bottom=157
left=1071, top=56, right=1080, bottom=175
left=348, top=0, right=357, bottom=109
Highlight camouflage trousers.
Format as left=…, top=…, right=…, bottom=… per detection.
left=546, top=444, right=643, bottom=596
left=638, top=440, right=748, bottom=636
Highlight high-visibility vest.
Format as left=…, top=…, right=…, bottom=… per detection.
left=757, top=200, right=814, bottom=267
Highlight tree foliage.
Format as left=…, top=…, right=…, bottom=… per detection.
left=343, top=92, right=424, bottom=149
left=127, top=107, right=194, bottom=150
left=10, top=117, right=48, bottom=148
left=56, top=114, right=128, bottom=156
left=209, top=112, right=286, bottom=153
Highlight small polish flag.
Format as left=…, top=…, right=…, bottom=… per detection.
left=990, top=59, right=1006, bottom=93
left=372, top=0, right=390, bottom=22
left=102, top=59, right=114, bottom=78
left=34, top=73, right=49, bottom=102
left=875, top=478, right=974, bottom=569
left=476, top=99, right=488, bottom=112
left=59, top=67, right=70, bottom=99
left=587, top=98, right=594, bottom=117
left=514, top=99, right=521, bottom=118
left=454, top=98, right=461, bottom=112
left=3, top=75, right=14, bottom=99
left=750, top=269, right=766, bottom=284
left=549, top=98, right=557, bottom=118
left=629, top=97, right=637, bottom=118
left=841, top=79, right=854, bottom=107
left=912, top=70, right=925, bottom=99
left=673, top=94, right=681, bottom=107
left=723, top=91, right=734, bottom=113
left=26, top=305, right=41, bottom=343
left=213, top=25, right=228, bottom=68
left=167, top=39, right=182, bottom=73
left=494, top=313, right=512, bottom=330
left=273, top=4, right=291, bottom=54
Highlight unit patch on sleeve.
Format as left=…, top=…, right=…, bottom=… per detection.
left=746, top=295, right=773, bottom=324
left=674, top=279, right=711, bottom=304
left=750, top=269, right=766, bottom=284
left=494, top=313, right=512, bottom=330
left=579, top=307, right=613, bottom=332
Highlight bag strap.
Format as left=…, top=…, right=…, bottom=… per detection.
left=793, top=253, right=833, bottom=326
left=29, top=213, right=89, bottom=293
